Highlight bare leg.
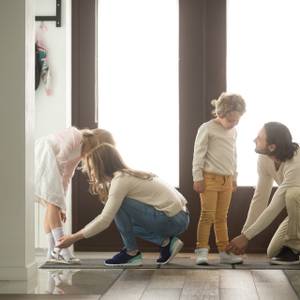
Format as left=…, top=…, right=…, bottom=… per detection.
left=46, top=203, right=63, bottom=230
left=44, top=206, right=51, bottom=233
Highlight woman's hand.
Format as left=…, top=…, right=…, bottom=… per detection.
left=193, top=180, right=205, bottom=193
left=57, top=232, right=84, bottom=248
left=57, top=235, right=76, bottom=248
left=226, top=234, right=249, bottom=255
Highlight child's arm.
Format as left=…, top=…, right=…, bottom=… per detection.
left=192, top=125, right=208, bottom=185
left=193, top=180, right=205, bottom=193
left=233, top=129, right=238, bottom=190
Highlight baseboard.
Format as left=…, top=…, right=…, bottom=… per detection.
left=35, top=247, right=46, bottom=256
left=0, top=260, right=37, bottom=280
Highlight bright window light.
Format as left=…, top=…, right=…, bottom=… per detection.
left=227, top=0, right=300, bottom=186
left=97, top=0, right=179, bottom=186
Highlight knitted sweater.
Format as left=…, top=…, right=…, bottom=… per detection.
left=242, top=151, right=300, bottom=239
left=83, top=172, right=188, bottom=238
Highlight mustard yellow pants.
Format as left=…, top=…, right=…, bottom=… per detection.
left=196, top=172, right=233, bottom=252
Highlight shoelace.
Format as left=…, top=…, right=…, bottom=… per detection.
left=51, top=248, right=65, bottom=261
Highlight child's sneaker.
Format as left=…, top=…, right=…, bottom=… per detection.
left=195, top=248, right=209, bottom=265
left=156, top=237, right=183, bottom=265
left=66, top=257, right=81, bottom=264
left=46, top=249, right=81, bottom=265
left=105, top=249, right=142, bottom=266
left=219, top=251, right=243, bottom=264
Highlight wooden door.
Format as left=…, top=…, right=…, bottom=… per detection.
left=71, top=0, right=286, bottom=252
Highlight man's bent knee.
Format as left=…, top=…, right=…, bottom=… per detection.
left=267, top=243, right=281, bottom=258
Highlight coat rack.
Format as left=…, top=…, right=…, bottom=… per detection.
left=35, top=0, right=61, bottom=27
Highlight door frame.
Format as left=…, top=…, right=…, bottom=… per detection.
left=71, top=0, right=285, bottom=252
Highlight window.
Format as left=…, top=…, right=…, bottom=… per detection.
left=97, top=0, right=179, bottom=186
left=227, top=0, right=300, bottom=186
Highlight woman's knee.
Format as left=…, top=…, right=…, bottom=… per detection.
left=177, top=213, right=190, bottom=233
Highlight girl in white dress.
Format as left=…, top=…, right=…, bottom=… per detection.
left=35, top=127, right=114, bottom=264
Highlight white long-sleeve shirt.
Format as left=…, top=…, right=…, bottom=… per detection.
left=192, top=119, right=237, bottom=181
left=242, top=150, right=300, bottom=240
left=82, top=172, right=188, bottom=238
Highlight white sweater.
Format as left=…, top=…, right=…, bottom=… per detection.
left=242, top=150, right=300, bottom=240
left=192, top=119, right=237, bottom=181
left=82, top=172, right=188, bottom=238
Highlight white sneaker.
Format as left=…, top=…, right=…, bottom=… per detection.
left=46, top=249, right=81, bottom=265
left=219, top=251, right=243, bottom=264
left=195, top=248, right=209, bottom=265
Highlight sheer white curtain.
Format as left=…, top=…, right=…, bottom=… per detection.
left=97, top=0, right=179, bottom=186
left=227, top=0, right=300, bottom=186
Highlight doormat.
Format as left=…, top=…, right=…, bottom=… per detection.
left=39, top=257, right=300, bottom=270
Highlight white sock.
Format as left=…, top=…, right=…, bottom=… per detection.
left=46, top=232, right=56, bottom=259
left=51, top=227, right=72, bottom=260
left=47, top=272, right=55, bottom=293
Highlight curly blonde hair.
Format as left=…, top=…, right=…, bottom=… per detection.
left=211, top=92, right=246, bottom=118
left=80, top=128, right=115, bottom=156
left=79, top=129, right=115, bottom=196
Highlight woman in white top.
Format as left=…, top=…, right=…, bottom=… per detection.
left=57, top=143, right=189, bottom=266
left=192, top=92, right=246, bottom=265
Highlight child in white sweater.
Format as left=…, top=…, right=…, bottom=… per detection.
left=192, top=92, right=246, bottom=265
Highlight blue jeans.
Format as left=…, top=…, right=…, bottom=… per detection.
left=114, top=198, right=190, bottom=251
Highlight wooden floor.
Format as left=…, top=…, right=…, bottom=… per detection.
left=98, top=252, right=299, bottom=300
left=0, top=252, right=299, bottom=300
left=102, top=268, right=298, bottom=300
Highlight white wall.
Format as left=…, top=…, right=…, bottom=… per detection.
left=0, top=0, right=36, bottom=280
left=34, top=0, right=72, bottom=249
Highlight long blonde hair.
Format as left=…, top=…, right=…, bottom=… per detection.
left=84, top=143, right=155, bottom=202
